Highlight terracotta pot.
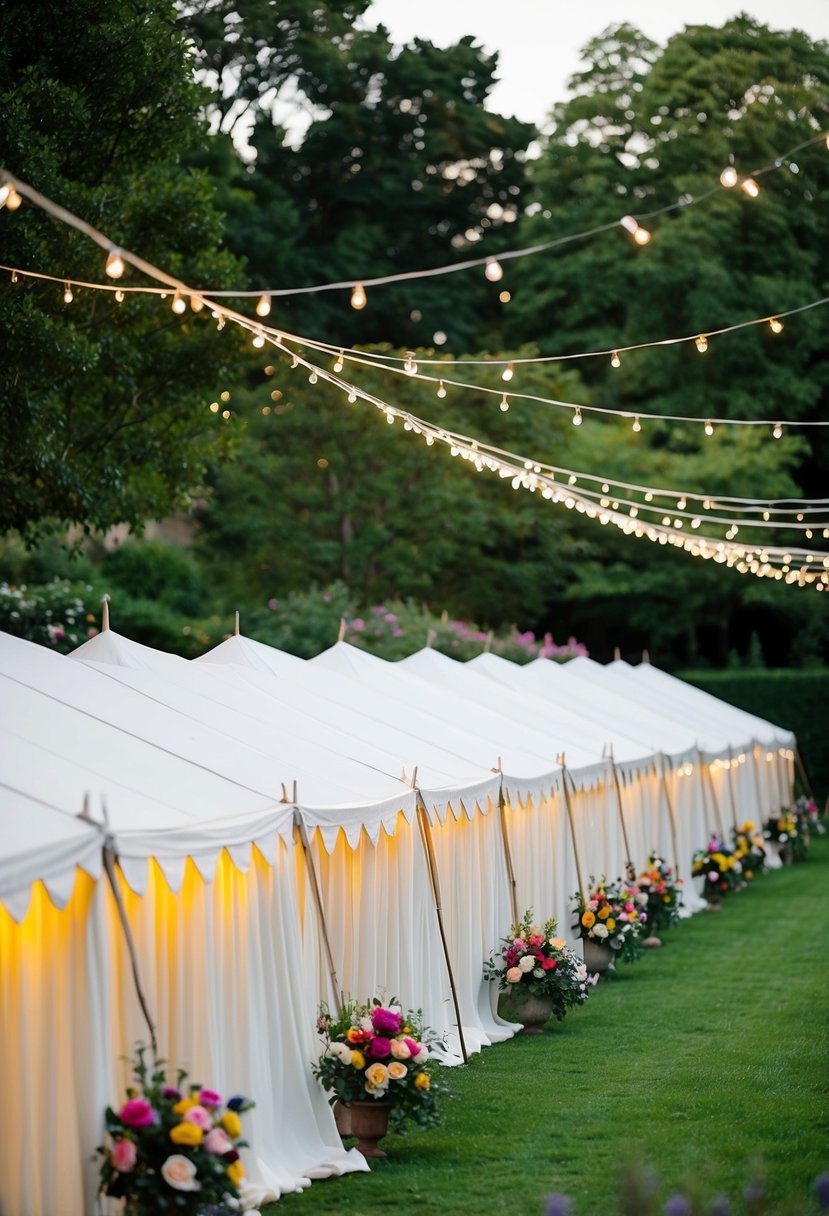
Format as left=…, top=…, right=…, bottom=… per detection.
left=333, top=1099, right=391, bottom=1158
left=583, top=938, right=614, bottom=975
left=641, top=934, right=663, bottom=949
left=509, top=992, right=554, bottom=1035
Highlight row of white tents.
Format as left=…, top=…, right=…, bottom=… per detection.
left=0, top=625, right=795, bottom=1214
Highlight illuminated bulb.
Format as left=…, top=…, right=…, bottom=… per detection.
left=485, top=258, right=504, bottom=282
left=171, top=291, right=186, bottom=315
left=190, top=295, right=205, bottom=312
left=633, top=226, right=651, bottom=246
left=704, top=420, right=714, bottom=436
left=695, top=335, right=709, bottom=353
left=619, top=215, right=639, bottom=235
left=5, top=187, right=23, bottom=211
left=386, top=411, right=394, bottom=425
left=63, top=282, right=73, bottom=304
left=568, top=475, right=577, bottom=486
left=502, top=361, right=514, bottom=382
left=769, top=317, right=784, bottom=334
left=10, top=271, right=18, bottom=283
left=500, top=394, right=510, bottom=412
left=611, top=351, right=621, bottom=368
left=114, top=289, right=125, bottom=303
left=347, top=390, right=357, bottom=403
left=691, top=518, right=701, bottom=529
left=209, top=402, right=219, bottom=413
left=437, top=380, right=447, bottom=399
left=333, top=351, right=344, bottom=373
left=350, top=282, right=367, bottom=310
left=404, top=352, right=418, bottom=375
left=251, top=332, right=266, bottom=349
left=572, top=407, right=582, bottom=426
left=644, top=491, right=653, bottom=502
left=740, top=177, right=760, bottom=198
left=632, top=415, right=641, bottom=432
left=499, top=290, right=511, bottom=303
left=308, top=370, right=318, bottom=384
left=720, top=166, right=739, bottom=188
left=677, top=497, right=687, bottom=511
left=105, top=250, right=125, bottom=279
left=772, top=422, right=783, bottom=439
left=256, top=293, right=272, bottom=318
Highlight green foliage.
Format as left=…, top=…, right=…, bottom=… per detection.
left=101, top=541, right=205, bottom=615
left=0, top=578, right=100, bottom=652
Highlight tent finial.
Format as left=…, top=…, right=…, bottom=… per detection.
left=337, top=617, right=347, bottom=643
left=613, top=646, right=621, bottom=662
left=642, top=648, right=651, bottom=664
left=101, top=597, right=110, bottom=632
left=234, top=610, right=240, bottom=636
left=483, top=629, right=494, bottom=653
left=426, top=628, right=436, bottom=649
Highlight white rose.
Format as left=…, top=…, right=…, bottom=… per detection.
left=592, top=923, right=609, bottom=940
left=518, top=955, right=535, bottom=972
left=533, top=967, right=545, bottom=978
left=161, top=1155, right=201, bottom=1192
left=575, top=964, right=587, bottom=981
left=327, top=1042, right=353, bottom=1064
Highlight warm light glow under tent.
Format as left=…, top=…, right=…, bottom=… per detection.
left=0, top=628, right=796, bottom=1216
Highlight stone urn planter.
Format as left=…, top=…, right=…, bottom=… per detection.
left=582, top=938, right=614, bottom=976
left=333, top=1100, right=392, bottom=1158
left=508, top=992, right=555, bottom=1035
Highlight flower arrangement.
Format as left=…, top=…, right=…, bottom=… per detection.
left=691, top=835, right=741, bottom=901
left=633, top=855, right=683, bottom=933
left=732, top=821, right=767, bottom=880
left=97, top=1047, right=254, bottom=1213
left=571, top=878, right=645, bottom=965
left=312, top=997, right=441, bottom=1132
left=793, top=794, right=825, bottom=835
left=483, top=909, right=592, bottom=1020
left=763, top=809, right=807, bottom=861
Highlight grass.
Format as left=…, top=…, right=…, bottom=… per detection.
left=266, top=838, right=829, bottom=1215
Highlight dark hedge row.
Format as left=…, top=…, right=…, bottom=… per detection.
left=680, top=669, right=829, bottom=802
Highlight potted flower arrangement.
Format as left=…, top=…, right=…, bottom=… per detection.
left=691, top=835, right=740, bottom=907
left=732, top=821, right=767, bottom=881
left=97, top=1046, right=254, bottom=1214
left=793, top=795, right=825, bottom=836
left=483, top=909, right=592, bottom=1034
left=312, top=997, right=441, bottom=1157
left=762, top=809, right=802, bottom=864
left=571, top=878, right=645, bottom=975
left=632, top=855, right=683, bottom=946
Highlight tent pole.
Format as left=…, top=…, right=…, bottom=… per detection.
left=606, top=747, right=633, bottom=867
left=102, top=846, right=158, bottom=1059
left=658, top=755, right=682, bottom=881
left=701, top=751, right=727, bottom=839
left=749, top=741, right=767, bottom=824
left=292, top=807, right=342, bottom=1017
left=413, top=786, right=468, bottom=1065
left=494, top=762, right=519, bottom=926
left=726, top=747, right=740, bottom=831
left=795, top=743, right=815, bottom=802
left=557, top=755, right=585, bottom=901
left=697, top=747, right=714, bottom=840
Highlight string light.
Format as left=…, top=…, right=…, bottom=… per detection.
left=437, top=380, right=447, bottom=399
left=485, top=258, right=504, bottom=282
left=171, top=291, right=186, bottom=315
left=4, top=188, right=23, bottom=212
left=572, top=407, right=583, bottom=426
left=105, top=250, right=125, bottom=279
left=251, top=331, right=266, bottom=349
left=62, top=282, right=73, bottom=304
left=720, top=166, right=739, bottom=188
left=0, top=185, right=9, bottom=208
left=769, top=317, right=784, bottom=334
left=114, top=289, right=125, bottom=303
left=502, top=361, right=514, bottom=382
left=256, top=293, right=272, bottom=318
left=499, top=290, right=511, bottom=303
left=404, top=351, right=418, bottom=375
left=704, top=420, right=715, bottom=436
left=190, top=295, right=205, bottom=312
left=740, top=177, right=760, bottom=198
left=695, top=335, right=709, bottom=353
left=773, top=422, right=783, bottom=439
left=610, top=351, right=621, bottom=368
left=333, top=351, right=344, bottom=373
left=350, top=282, right=367, bottom=310
left=10, top=271, right=17, bottom=283
left=308, top=370, right=318, bottom=383
left=500, top=394, right=510, bottom=412
left=619, top=215, right=651, bottom=245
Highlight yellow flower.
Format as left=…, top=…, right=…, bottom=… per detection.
left=551, top=937, right=566, bottom=950
left=581, top=911, right=596, bottom=929
left=172, top=1097, right=197, bottom=1116
left=170, top=1121, right=203, bottom=1147
left=606, top=918, right=616, bottom=931
left=227, top=1158, right=245, bottom=1187
left=350, top=1050, right=366, bottom=1070
left=345, top=1028, right=364, bottom=1043
left=387, top=1062, right=408, bottom=1081
left=365, top=1063, right=389, bottom=1087
left=403, top=1026, right=412, bottom=1033
left=663, top=895, right=671, bottom=903
left=414, top=1072, right=430, bottom=1091
left=597, top=905, right=610, bottom=920
left=220, top=1111, right=242, bottom=1139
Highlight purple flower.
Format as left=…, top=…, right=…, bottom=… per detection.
left=323, top=593, right=331, bottom=602
left=545, top=1195, right=572, bottom=1216
left=815, top=1173, right=829, bottom=1208
left=384, top=612, right=398, bottom=623
left=118, top=1098, right=156, bottom=1127
left=664, top=1195, right=691, bottom=1216
left=162, top=1086, right=182, bottom=1100
left=267, top=598, right=279, bottom=610
left=350, top=618, right=365, bottom=631
left=226, top=1095, right=247, bottom=1112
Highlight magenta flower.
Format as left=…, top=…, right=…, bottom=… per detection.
left=118, top=1098, right=156, bottom=1127
left=367, top=1036, right=392, bottom=1059
left=198, top=1088, right=222, bottom=1108
left=371, top=1007, right=403, bottom=1035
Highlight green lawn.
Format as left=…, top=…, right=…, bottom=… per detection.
left=268, top=839, right=829, bottom=1215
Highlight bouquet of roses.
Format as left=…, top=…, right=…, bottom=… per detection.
left=633, top=854, right=683, bottom=933
left=312, top=997, right=441, bottom=1131
left=732, top=821, right=767, bottom=880
left=792, top=795, right=824, bottom=840
left=691, top=834, right=741, bottom=900
left=763, top=809, right=807, bottom=860
left=571, top=877, right=645, bottom=965
left=483, top=909, right=592, bottom=1020
left=97, top=1046, right=254, bottom=1213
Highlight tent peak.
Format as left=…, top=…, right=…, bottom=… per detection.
left=102, top=598, right=110, bottom=632
left=234, top=610, right=240, bottom=637
left=642, top=649, right=651, bottom=665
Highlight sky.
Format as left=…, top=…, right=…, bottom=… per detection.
left=365, top=0, right=828, bottom=128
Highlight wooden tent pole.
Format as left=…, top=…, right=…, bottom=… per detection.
left=102, top=846, right=158, bottom=1058
left=557, top=755, right=585, bottom=901
left=701, top=750, right=727, bottom=839
left=794, top=744, right=815, bottom=802
left=658, top=755, right=682, bottom=881
left=291, top=801, right=342, bottom=1017
left=494, top=760, right=519, bottom=926
left=726, top=747, right=740, bottom=831
left=413, top=784, right=469, bottom=1064
left=696, top=747, right=715, bottom=839
left=607, top=748, right=633, bottom=867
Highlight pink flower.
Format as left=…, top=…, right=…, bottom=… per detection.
left=367, top=1036, right=392, bottom=1059
left=506, top=966, right=523, bottom=983
left=110, top=1138, right=137, bottom=1172
left=198, top=1088, right=222, bottom=1108
left=160, top=1154, right=200, bottom=1192
left=183, top=1104, right=213, bottom=1130
left=404, top=1037, right=423, bottom=1059
left=204, top=1127, right=233, bottom=1155
left=119, top=1098, right=156, bottom=1127
left=371, top=1007, right=403, bottom=1035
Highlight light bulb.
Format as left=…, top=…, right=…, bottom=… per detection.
left=251, top=331, right=266, bottom=349
left=500, top=394, right=509, bottom=412
left=502, top=361, right=514, bottom=382
left=769, top=317, right=784, bottom=334
left=632, top=415, right=641, bottom=432
left=572, top=407, right=582, bottom=426
left=105, top=250, right=125, bottom=279
left=499, top=289, right=511, bottom=303
left=485, top=258, right=504, bottom=282
left=333, top=351, right=344, bottom=373
left=5, top=188, right=23, bottom=212
left=740, top=177, right=760, bottom=198
left=171, top=291, right=186, bottom=314
left=437, top=380, right=447, bottom=399
left=633, top=225, right=651, bottom=245
left=256, top=293, right=271, bottom=318
left=619, top=215, right=639, bottom=235
left=10, top=270, right=18, bottom=283
left=695, top=335, right=709, bottom=353
left=386, top=411, right=394, bottom=424
left=350, top=281, right=367, bottom=310
left=114, top=289, right=125, bottom=303
left=347, top=390, right=357, bottom=403
left=704, top=419, right=714, bottom=436
left=611, top=351, right=621, bottom=368
left=190, top=295, right=205, bottom=312
left=308, top=370, right=318, bottom=384
left=720, top=166, right=739, bottom=188
left=63, top=282, right=73, bottom=304
left=772, top=422, right=783, bottom=439
left=404, top=352, right=417, bottom=375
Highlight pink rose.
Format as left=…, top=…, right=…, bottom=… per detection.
left=183, top=1104, right=213, bottom=1130
left=506, top=966, right=523, bottom=983
left=119, top=1098, right=156, bottom=1127
left=198, top=1088, right=222, bottom=1108
left=371, top=1007, right=403, bottom=1035
left=110, top=1138, right=137, bottom=1172
left=367, top=1036, right=392, bottom=1059
left=205, top=1127, right=233, bottom=1155
left=160, top=1154, right=200, bottom=1192
left=404, top=1037, right=423, bottom=1059
left=390, top=1038, right=412, bottom=1060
